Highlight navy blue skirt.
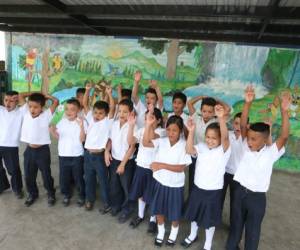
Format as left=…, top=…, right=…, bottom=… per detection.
left=150, top=180, right=184, bottom=221
left=184, top=185, right=222, bottom=229
left=129, top=166, right=154, bottom=204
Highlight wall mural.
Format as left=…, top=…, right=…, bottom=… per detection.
left=7, top=32, right=300, bottom=172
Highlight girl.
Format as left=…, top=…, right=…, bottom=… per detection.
left=127, top=105, right=165, bottom=233
left=182, top=105, right=231, bottom=250
left=143, top=113, right=192, bottom=247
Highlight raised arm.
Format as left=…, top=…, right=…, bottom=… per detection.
left=215, top=105, right=230, bottom=151
left=275, top=92, right=291, bottom=151
left=149, top=79, right=163, bottom=110
left=127, top=112, right=137, bottom=145
left=142, top=111, right=156, bottom=148
left=83, top=83, right=92, bottom=115
left=241, top=86, right=255, bottom=140
left=45, top=94, right=59, bottom=114
left=132, top=71, right=142, bottom=105
left=117, top=84, right=122, bottom=103
left=215, top=98, right=231, bottom=117
left=187, top=96, right=206, bottom=116
left=185, top=117, right=197, bottom=155
left=76, top=117, right=86, bottom=143
left=106, top=86, right=115, bottom=119
left=18, top=92, right=34, bottom=106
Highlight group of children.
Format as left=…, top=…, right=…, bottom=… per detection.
left=0, top=71, right=291, bottom=250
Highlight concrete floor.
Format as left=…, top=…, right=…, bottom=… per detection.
left=0, top=142, right=299, bottom=250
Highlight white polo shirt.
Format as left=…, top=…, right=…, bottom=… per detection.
left=56, top=117, right=87, bottom=157
left=0, top=105, right=27, bottom=147
left=110, top=120, right=137, bottom=161
left=135, top=127, right=166, bottom=169
left=194, top=143, right=231, bottom=190
left=225, top=131, right=243, bottom=175
left=234, top=141, right=285, bottom=192
left=21, top=108, right=53, bottom=145
left=152, top=137, right=192, bottom=188
left=134, top=99, right=147, bottom=129
left=84, top=111, right=112, bottom=151
left=192, top=113, right=217, bottom=144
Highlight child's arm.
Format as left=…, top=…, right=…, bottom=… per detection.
left=215, top=98, right=231, bottom=116
left=106, top=86, right=115, bottom=119
left=132, top=71, right=142, bottom=105
left=149, top=80, right=163, bottom=110
left=104, top=139, right=112, bottom=167
left=117, top=84, right=122, bottom=103
left=241, top=86, right=255, bottom=140
left=187, top=96, right=207, bottom=116
left=215, top=105, right=230, bottom=151
left=49, top=125, right=59, bottom=140
left=116, top=143, right=136, bottom=175
left=127, top=112, right=137, bottom=145
left=142, top=105, right=156, bottom=147
left=83, top=83, right=92, bottom=115
left=45, top=94, right=59, bottom=114
left=275, top=92, right=291, bottom=151
left=18, top=92, right=33, bottom=106
left=151, top=162, right=185, bottom=173
left=185, top=117, right=197, bottom=155
left=76, top=118, right=86, bottom=143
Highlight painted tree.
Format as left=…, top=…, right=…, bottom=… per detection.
left=288, top=51, right=300, bottom=88
left=138, top=39, right=198, bottom=80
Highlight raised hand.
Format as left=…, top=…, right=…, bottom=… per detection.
left=85, top=82, right=93, bottom=91
left=281, top=91, right=292, bottom=112
left=128, top=111, right=136, bottom=126
left=149, top=79, right=158, bottom=89
left=186, top=116, right=196, bottom=132
left=134, top=71, right=142, bottom=82
left=146, top=111, right=156, bottom=126
left=148, top=103, right=154, bottom=114
left=215, top=104, right=225, bottom=118
left=245, top=85, right=255, bottom=103
left=105, top=85, right=112, bottom=96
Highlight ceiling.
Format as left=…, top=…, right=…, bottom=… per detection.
left=0, top=0, right=300, bottom=47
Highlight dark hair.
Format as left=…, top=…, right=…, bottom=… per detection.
left=234, top=112, right=249, bottom=123
left=172, top=92, right=187, bottom=104
left=166, top=115, right=184, bottom=132
left=145, top=88, right=158, bottom=100
left=205, top=122, right=221, bottom=137
left=76, top=88, right=86, bottom=96
left=119, top=99, right=134, bottom=112
left=66, top=98, right=80, bottom=109
left=93, top=100, right=109, bottom=114
left=146, top=107, right=163, bottom=128
left=249, top=122, right=270, bottom=138
left=201, top=97, right=217, bottom=109
left=28, top=93, right=46, bottom=107
left=5, top=90, right=19, bottom=96
left=121, top=88, right=132, bottom=99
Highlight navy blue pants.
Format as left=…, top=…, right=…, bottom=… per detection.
left=109, top=158, right=134, bottom=215
left=59, top=156, right=85, bottom=199
left=188, top=156, right=197, bottom=194
left=24, top=145, right=55, bottom=198
left=226, top=183, right=266, bottom=250
left=0, top=146, right=23, bottom=193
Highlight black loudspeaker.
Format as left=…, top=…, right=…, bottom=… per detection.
left=0, top=70, right=8, bottom=104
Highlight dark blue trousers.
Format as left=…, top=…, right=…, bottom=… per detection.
left=226, top=183, right=266, bottom=250
left=109, top=158, right=134, bottom=215
left=59, top=156, right=85, bottom=199
left=84, top=151, right=110, bottom=205
left=24, top=145, right=55, bottom=198
left=0, top=146, right=23, bottom=193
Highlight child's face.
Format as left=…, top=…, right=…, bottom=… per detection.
left=166, top=123, right=181, bottom=145
left=118, top=104, right=130, bottom=123
left=145, top=93, right=157, bottom=107
left=28, top=101, right=43, bottom=118
left=201, top=105, right=215, bottom=122
left=76, top=93, right=84, bottom=107
left=93, top=108, right=107, bottom=122
left=65, top=103, right=79, bottom=120
left=205, top=128, right=221, bottom=149
left=247, top=129, right=267, bottom=151
left=172, top=98, right=185, bottom=114
left=232, top=117, right=241, bottom=135
left=3, top=95, right=18, bottom=111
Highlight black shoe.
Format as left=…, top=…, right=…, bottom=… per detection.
left=15, top=190, right=24, bottom=199
left=118, top=212, right=131, bottom=224
left=85, top=201, right=94, bottom=211
left=111, top=208, right=121, bottom=217
left=129, top=216, right=144, bottom=228
left=147, top=221, right=157, bottom=234
left=24, top=196, right=36, bottom=207
left=180, top=236, right=198, bottom=248
left=48, top=195, right=56, bottom=207
left=62, top=197, right=70, bottom=207
left=154, top=237, right=164, bottom=247
left=166, top=238, right=176, bottom=247
left=99, top=204, right=111, bottom=214
left=77, top=198, right=85, bottom=207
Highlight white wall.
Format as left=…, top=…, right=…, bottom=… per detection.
left=0, top=31, right=6, bottom=61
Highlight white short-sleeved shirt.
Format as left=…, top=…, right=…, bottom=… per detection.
left=225, top=131, right=243, bottom=175
left=84, top=111, right=112, bottom=151
left=0, top=105, right=27, bottom=147
left=234, top=141, right=285, bottom=192
left=194, top=143, right=231, bottom=190
left=21, top=108, right=53, bottom=145
left=134, top=99, right=147, bottom=129
left=192, top=113, right=218, bottom=144
left=168, top=112, right=189, bottom=126
left=152, top=137, right=192, bottom=188
left=110, top=120, right=137, bottom=161
left=135, top=127, right=165, bottom=169
left=56, top=118, right=87, bottom=157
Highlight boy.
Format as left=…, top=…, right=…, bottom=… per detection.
left=21, top=93, right=59, bottom=207
left=132, top=71, right=163, bottom=128
left=226, top=86, right=290, bottom=250
left=105, top=99, right=137, bottom=223
left=83, top=83, right=115, bottom=212
left=50, top=98, right=86, bottom=207
left=0, top=91, right=29, bottom=198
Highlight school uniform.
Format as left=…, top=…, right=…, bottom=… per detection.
left=20, top=108, right=56, bottom=199
left=0, top=105, right=26, bottom=194
left=134, top=99, right=147, bottom=129
left=129, top=127, right=165, bottom=204
left=150, top=137, right=192, bottom=221
left=226, top=141, right=285, bottom=250
left=185, top=143, right=231, bottom=228
left=84, top=111, right=113, bottom=205
left=56, top=117, right=86, bottom=200
left=109, top=120, right=137, bottom=215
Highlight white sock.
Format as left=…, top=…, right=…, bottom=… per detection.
left=187, top=221, right=198, bottom=241
left=150, top=215, right=156, bottom=223
left=138, top=199, right=146, bottom=218
left=157, top=223, right=165, bottom=240
left=168, top=225, right=179, bottom=242
left=204, top=227, right=215, bottom=250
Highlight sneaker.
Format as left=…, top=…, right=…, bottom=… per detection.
left=48, top=195, right=56, bottom=207
left=99, top=204, right=111, bottom=214
left=62, top=197, right=70, bottom=207
left=24, top=196, right=36, bottom=207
